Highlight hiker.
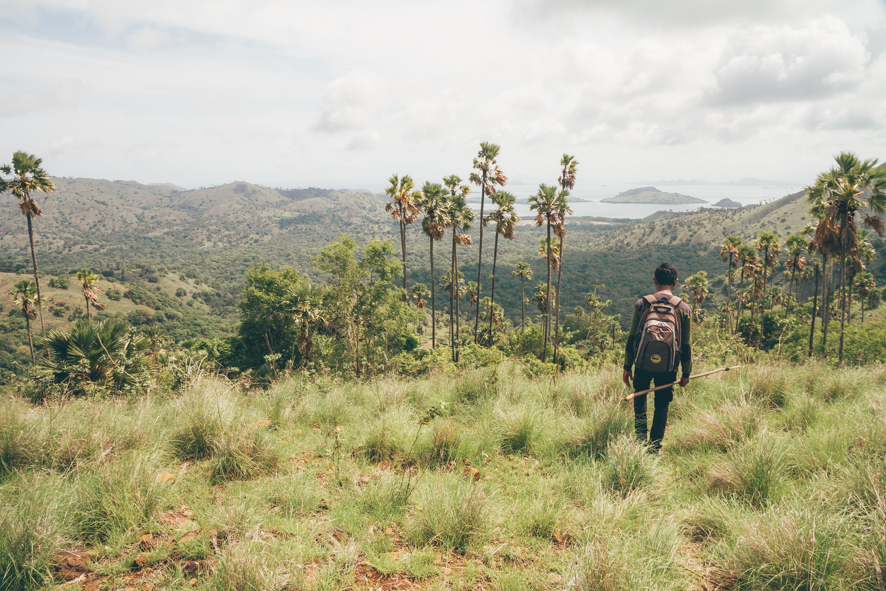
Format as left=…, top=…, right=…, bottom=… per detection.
left=622, top=263, right=692, bottom=454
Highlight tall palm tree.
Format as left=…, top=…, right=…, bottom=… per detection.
left=783, top=233, right=809, bottom=317
left=385, top=174, right=421, bottom=299
left=468, top=142, right=507, bottom=343
left=419, top=182, right=451, bottom=348
left=682, top=271, right=709, bottom=321
left=755, top=232, right=781, bottom=314
left=444, top=176, right=473, bottom=361
left=807, top=151, right=886, bottom=365
left=528, top=184, right=564, bottom=361
left=76, top=269, right=103, bottom=320
left=10, top=280, right=39, bottom=365
left=552, top=186, right=573, bottom=362
left=512, top=262, right=533, bottom=331
left=720, top=236, right=743, bottom=332
left=486, top=191, right=519, bottom=340
left=0, top=151, right=56, bottom=340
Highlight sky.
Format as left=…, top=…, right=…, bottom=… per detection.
left=1, top=0, right=885, bottom=192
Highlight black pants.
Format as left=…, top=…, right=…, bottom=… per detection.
left=632, top=370, right=676, bottom=450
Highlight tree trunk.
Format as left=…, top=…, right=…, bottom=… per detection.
left=861, top=297, right=865, bottom=324
left=847, top=273, right=853, bottom=325
left=488, top=226, right=500, bottom=344
left=808, top=264, right=819, bottom=358
left=25, top=314, right=35, bottom=366
left=473, top=175, right=487, bottom=343
left=399, top=213, right=408, bottom=301
left=450, top=230, right=456, bottom=362
left=454, top=242, right=461, bottom=363
left=85, top=293, right=91, bottom=320
left=726, top=255, right=733, bottom=334
left=736, top=268, right=746, bottom=335
left=554, top=235, right=564, bottom=363
left=786, top=264, right=797, bottom=318
left=26, top=213, right=46, bottom=340
left=838, top=226, right=847, bottom=366
left=542, top=218, right=552, bottom=362
left=822, top=255, right=830, bottom=355
left=520, top=278, right=525, bottom=332
left=430, top=236, right=435, bottom=348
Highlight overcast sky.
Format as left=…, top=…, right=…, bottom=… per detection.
left=1, top=0, right=885, bottom=192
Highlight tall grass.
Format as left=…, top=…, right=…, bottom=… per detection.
left=407, top=475, right=488, bottom=551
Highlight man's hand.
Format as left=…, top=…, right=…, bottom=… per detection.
left=679, top=376, right=690, bottom=387
left=623, top=369, right=633, bottom=387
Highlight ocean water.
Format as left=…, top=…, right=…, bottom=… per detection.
left=492, top=183, right=802, bottom=220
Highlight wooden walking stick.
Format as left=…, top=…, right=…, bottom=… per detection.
left=623, top=366, right=741, bottom=401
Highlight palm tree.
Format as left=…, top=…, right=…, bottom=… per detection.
left=735, top=244, right=755, bottom=327
left=486, top=191, right=519, bottom=340
left=419, top=182, right=451, bottom=348
left=807, top=151, right=886, bottom=365
left=0, top=152, right=56, bottom=340
left=528, top=183, right=564, bottom=361
left=10, top=280, right=39, bottom=365
left=76, top=269, right=103, bottom=320
left=783, top=233, right=809, bottom=317
left=410, top=283, right=430, bottom=309
left=468, top=142, right=507, bottom=343
left=512, top=262, right=533, bottom=331
left=42, top=319, right=150, bottom=396
left=682, top=271, right=709, bottom=321
left=385, top=174, right=421, bottom=299
left=854, top=272, right=875, bottom=324
left=720, top=236, right=742, bottom=332
left=552, top=185, right=574, bottom=361
left=753, top=232, right=780, bottom=347
left=444, top=175, right=473, bottom=362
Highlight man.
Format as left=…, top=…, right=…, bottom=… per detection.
left=622, top=263, right=692, bottom=454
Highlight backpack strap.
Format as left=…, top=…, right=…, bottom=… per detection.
left=667, top=295, right=683, bottom=307
left=642, top=294, right=657, bottom=305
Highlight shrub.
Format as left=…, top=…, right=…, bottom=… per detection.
left=602, top=436, right=659, bottom=497
left=670, top=397, right=761, bottom=453
left=69, top=451, right=168, bottom=543
left=563, top=405, right=632, bottom=460
left=208, top=425, right=277, bottom=484
left=0, top=478, right=63, bottom=591
left=497, top=405, right=538, bottom=454
left=408, top=475, right=487, bottom=551
left=0, top=402, right=42, bottom=477
left=745, top=365, right=790, bottom=407
left=707, top=438, right=786, bottom=506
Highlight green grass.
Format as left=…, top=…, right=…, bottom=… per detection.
left=2, top=361, right=886, bottom=590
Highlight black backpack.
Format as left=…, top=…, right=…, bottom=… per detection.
left=632, top=294, right=683, bottom=374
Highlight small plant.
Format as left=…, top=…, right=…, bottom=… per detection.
left=498, top=405, right=538, bottom=454
left=602, top=436, right=658, bottom=497
left=568, top=538, right=625, bottom=591
left=408, top=475, right=488, bottom=552
left=564, top=405, right=632, bottom=460
left=208, top=426, right=277, bottom=484
left=69, top=451, right=168, bottom=544
left=708, top=437, right=785, bottom=506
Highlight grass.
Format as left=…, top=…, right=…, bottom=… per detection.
left=2, top=361, right=886, bottom=590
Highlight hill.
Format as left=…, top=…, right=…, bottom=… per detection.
left=713, top=198, right=742, bottom=208
left=601, top=187, right=706, bottom=204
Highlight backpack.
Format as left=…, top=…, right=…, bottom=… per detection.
left=632, top=294, right=683, bottom=374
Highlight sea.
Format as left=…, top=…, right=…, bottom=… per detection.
left=477, top=183, right=803, bottom=220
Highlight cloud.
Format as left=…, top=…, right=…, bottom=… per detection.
left=709, top=17, right=869, bottom=105
left=48, top=135, right=75, bottom=155
left=0, top=80, right=83, bottom=118
left=125, top=25, right=171, bottom=51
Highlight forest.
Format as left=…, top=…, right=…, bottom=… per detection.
left=2, top=147, right=886, bottom=591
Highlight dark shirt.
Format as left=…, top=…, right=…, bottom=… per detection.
left=623, top=292, right=692, bottom=376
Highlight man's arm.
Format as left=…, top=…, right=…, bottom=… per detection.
left=679, top=311, right=692, bottom=386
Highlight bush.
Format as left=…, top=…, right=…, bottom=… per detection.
left=602, top=436, right=659, bottom=497
left=408, top=475, right=487, bottom=551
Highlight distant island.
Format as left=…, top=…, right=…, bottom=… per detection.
left=601, top=186, right=706, bottom=204
left=712, top=198, right=742, bottom=208
left=636, top=178, right=796, bottom=187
